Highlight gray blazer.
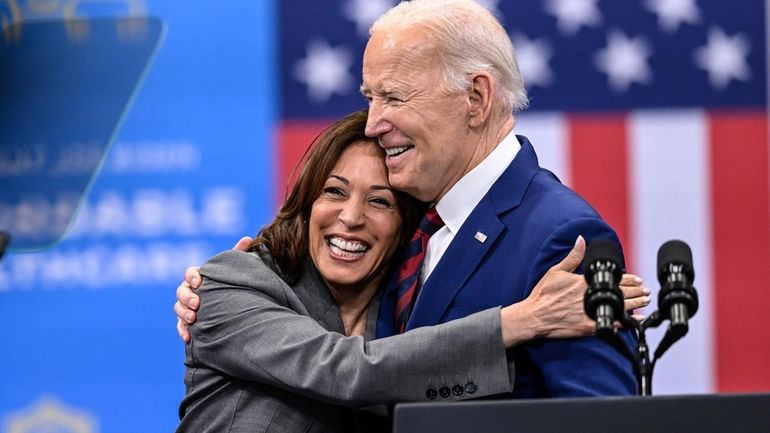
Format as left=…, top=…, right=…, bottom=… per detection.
left=177, top=250, right=514, bottom=433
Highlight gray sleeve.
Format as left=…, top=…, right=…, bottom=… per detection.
left=190, top=250, right=515, bottom=407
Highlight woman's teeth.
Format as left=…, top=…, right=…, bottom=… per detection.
left=328, top=237, right=368, bottom=257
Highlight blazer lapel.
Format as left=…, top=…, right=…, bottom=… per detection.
left=406, top=136, right=541, bottom=329
left=292, top=259, right=346, bottom=334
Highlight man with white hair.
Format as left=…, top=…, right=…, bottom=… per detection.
left=176, top=0, right=640, bottom=400
left=361, top=0, right=636, bottom=397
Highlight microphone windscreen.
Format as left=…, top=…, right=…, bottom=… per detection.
left=584, top=239, right=623, bottom=282
left=585, top=239, right=622, bottom=265
left=657, top=240, right=694, bottom=282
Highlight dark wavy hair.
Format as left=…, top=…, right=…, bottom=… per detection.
left=250, top=110, right=426, bottom=280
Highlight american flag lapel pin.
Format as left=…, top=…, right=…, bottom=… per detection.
left=474, top=231, right=487, bottom=243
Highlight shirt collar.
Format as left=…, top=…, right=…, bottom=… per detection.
left=435, top=131, right=521, bottom=234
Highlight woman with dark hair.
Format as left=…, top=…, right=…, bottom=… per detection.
left=176, top=111, right=647, bottom=432
left=250, top=110, right=425, bottom=300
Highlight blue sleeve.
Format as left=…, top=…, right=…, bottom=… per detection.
left=518, top=217, right=638, bottom=397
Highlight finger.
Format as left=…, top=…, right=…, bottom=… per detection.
left=174, top=300, right=197, bottom=324
left=620, top=273, right=644, bottom=286
left=233, top=236, right=253, bottom=252
left=623, top=295, right=651, bottom=311
left=176, top=279, right=200, bottom=310
left=184, top=266, right=202, bottom=288
left=177, top=318, right=191, bottom=344
left=553, top=235, right=586, bottom=272
left=619, top=283, right=651, bottom=299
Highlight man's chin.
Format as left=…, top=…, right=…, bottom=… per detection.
left=390, top=178, right=434, bottom=202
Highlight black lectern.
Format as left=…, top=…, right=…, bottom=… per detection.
left=394, top=393, right=770, bottom=433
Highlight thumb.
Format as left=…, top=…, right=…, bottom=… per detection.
left=554, top=235, right=585, bottom=272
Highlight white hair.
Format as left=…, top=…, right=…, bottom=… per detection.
left=369, top=0, right=528, bottom=112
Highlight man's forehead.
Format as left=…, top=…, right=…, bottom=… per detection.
left=359, top=79, right=403, bottom=95
left=362, top=33, right=439, bottom=85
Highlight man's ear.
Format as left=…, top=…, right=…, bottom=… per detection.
left=467, top=72, right=493, bottom=128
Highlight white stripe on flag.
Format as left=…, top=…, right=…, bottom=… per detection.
left=517, top=112, right=571, bottom=185
left=629, top=110, right=715, bottom=394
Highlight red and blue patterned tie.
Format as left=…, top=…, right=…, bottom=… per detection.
left=394, top=207, right=445, bottom=333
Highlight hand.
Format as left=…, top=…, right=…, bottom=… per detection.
left=175, top=266, right=202, bottom=344
left=175, top=236, right=254, bottom=343
left=619, top=274, right=651, bottom=322
left=232, top=236, right=253, bottom=252
left=499, top=236, right=652, bottom=347
left=500, top=236, right=591, bottom=346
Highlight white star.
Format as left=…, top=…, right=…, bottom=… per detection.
left=594, top=30, right=653, bottom=92
left=342, top=0, right=396, bottom=37
left=694, top=27, right=751, bottom=91
left=644, top=0, right=701, bottom=33
left=293, top=39, right=355, bottom=104
left=544, top=0, right=602, bottom=35
left=511, top=33, right=554, bottom=88
left=476, top=0, right=502, bottom=18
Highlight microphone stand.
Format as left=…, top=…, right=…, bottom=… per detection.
left=585, top=239, right=697, bottom=395
left=596, top=307, right=691, bottom=396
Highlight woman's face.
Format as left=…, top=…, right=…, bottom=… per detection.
left=308, top=140, right=403, bottom=293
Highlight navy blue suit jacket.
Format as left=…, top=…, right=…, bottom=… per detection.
left=377, top=136, right=637, bottom=397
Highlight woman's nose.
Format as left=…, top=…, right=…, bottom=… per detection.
left=337, top=199, right=365, bottom=227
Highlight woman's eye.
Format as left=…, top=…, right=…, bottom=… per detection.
left=323, top=187, right=344, bottom=196
left=370, top=197, right=392, bottom=208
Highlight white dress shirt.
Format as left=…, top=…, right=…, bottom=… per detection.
left=421, top=130, right=522, bottom=284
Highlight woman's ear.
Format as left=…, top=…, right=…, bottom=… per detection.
left=467, top=72, right=493, bottom=128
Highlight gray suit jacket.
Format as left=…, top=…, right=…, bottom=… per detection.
left=177, top=250, right=514, bottom=433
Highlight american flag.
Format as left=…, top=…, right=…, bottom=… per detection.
left=277, top=0, right=770, bottom=394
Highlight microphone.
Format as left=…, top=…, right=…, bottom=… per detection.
left=657, top=240, right=698, bottom=333
left=584, top=239, right=624, bottom=333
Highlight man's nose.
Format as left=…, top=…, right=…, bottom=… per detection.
left=365, top=102, right=390, bottom=138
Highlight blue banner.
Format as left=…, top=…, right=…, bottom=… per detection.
left=0, top=1, right=275, bottom=431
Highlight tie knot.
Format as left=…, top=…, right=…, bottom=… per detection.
left=419, top=207, right=444, bottom=236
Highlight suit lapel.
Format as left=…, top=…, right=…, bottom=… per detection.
left=406, top=136, right=541, bottom=329
left=408, top=199, right=504, bottom=329
left=292, top=259, right=346, bottom=334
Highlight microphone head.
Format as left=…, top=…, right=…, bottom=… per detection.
left=657, top=240, right=694, bottom=283
left=583, top=239, right=624, bottom=324
left=584, top=239, right=623, bottom=283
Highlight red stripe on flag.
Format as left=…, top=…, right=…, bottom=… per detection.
left=710, top=112, right=770, bottom=392
left=568, top=115, right=634, bottom=268
left=275, top=119, right=336, bottom=207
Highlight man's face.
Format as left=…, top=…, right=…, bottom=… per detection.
left=361, top=28, right=474, bottom=203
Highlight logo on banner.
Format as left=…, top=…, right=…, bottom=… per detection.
left=1, top=0, right=149, bottom=42
left=3, top=396, right=97, bottom=433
